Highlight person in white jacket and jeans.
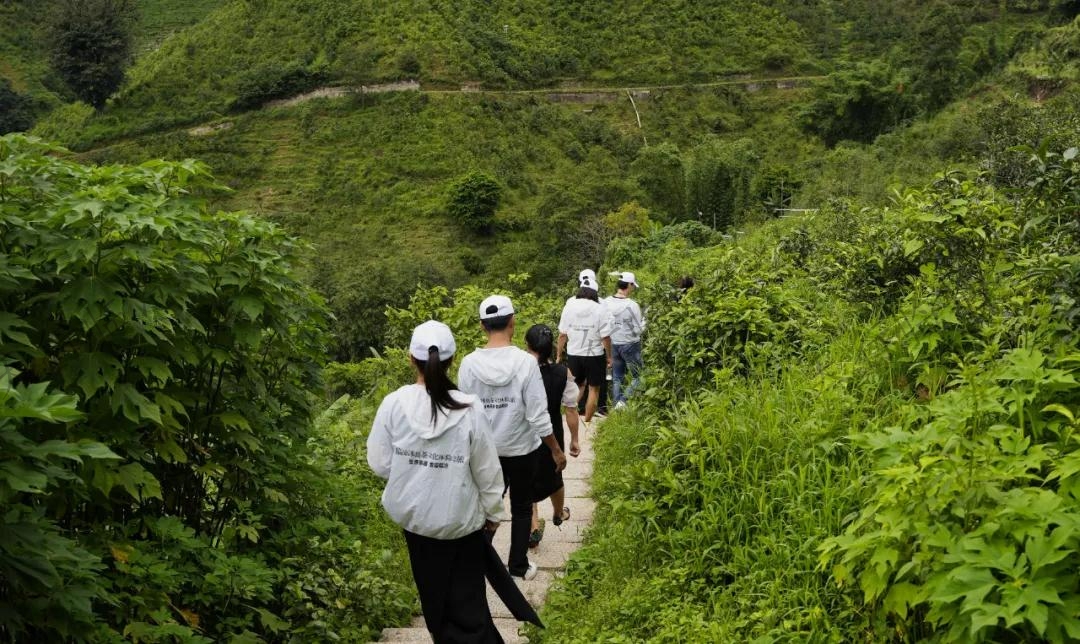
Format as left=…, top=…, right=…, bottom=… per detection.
left=603, top=271, right=645, bottom=406
left=458, top=294, right=567, bottom=581
left=368, top=320, right=507, bottom=642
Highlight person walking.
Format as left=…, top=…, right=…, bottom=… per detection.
left=603, top=271, right=645, bottom=408
left=522, top=324, right=581, bottom=549
left=458, top=295, right=568, bottom=580
left=556, top=269, right=612, bottom=429
left=366, top=320, right=508, bottom=642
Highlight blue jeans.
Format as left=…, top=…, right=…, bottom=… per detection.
left=612, top=341, right=643, bottom=404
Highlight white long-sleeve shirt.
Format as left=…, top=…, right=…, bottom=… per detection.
left=367, top=384, right=506, bottom=539
left=603, top=295, right=645, bottom=344
left=457, top=345, right=553, bottom=457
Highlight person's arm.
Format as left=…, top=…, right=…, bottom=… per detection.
left=556, top=302, right=570, bottom=363
left=468, top=407, right=507, bottom=529
left=633, top=301, right=645, bottom=336
left=599, top=307, right=614, bottom=368
left=366, top=399, right=394, bottom=479
left=564, top=408, right=580, bottom=457
left=541, top=433, right=567, bottom=472
left=525, top=361, right=566, bottom=471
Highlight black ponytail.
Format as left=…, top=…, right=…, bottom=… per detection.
left=416, top=345, right=469, bottom=424
left=525, top=324, right=555, bottom=365
left=576, top=286, right=599, bottom=302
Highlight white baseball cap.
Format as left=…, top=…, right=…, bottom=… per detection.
left=617, top=271, right=639, bottom=287
left=579, top=268, right=598, bottom=290
left=479, top=294, right=515, bottom=320
left=409, top=320, right=456, bottom=362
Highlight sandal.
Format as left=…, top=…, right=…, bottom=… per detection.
left=552, top=506, right=570, bottom=527
left=528, top=519, right=545, bottom=548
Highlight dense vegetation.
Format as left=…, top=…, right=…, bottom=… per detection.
left=532, top=139, right=1080, bottom=640
left=2, top=0, right=1079, bottom=640
left=0, top=136, right=413, bottom=642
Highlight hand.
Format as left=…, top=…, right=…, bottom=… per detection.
left=553, top=449, right=567, bottom=472
left=484, top=520, right=499, bottom=533
left=606, top=355, right=613, bottom=369
left=569, top=440, right=580, bottom=458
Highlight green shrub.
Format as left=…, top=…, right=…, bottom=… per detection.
left=799, top=59, right=915, bottom=147
left=46, top=0, right=137, bottom=108
left=822, top=348, right=1080, bottom=642
left=324, top=350, right=413, bottom=400
left=446, top=171, right=502, bottom=234
left=29, top=101, right=94, bottom=144
left=0, top=79, right=34, bottom=134
left=0, top=134, right=411, bottom=640
left=230, top=62, right=326, bottom=111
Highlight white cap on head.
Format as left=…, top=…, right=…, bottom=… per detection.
left=579, top=268, right=598, bottom=291
left=479, top=294, right=515, bottom=320
left=410, top=320, right=456, bottom=362
left=617, top=271, right=639, bottom=287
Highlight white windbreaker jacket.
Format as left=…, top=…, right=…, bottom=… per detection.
left=367, top=384, right=507, bottom=539
left=603, top=295, right=645, bottom=345
left=457, top=345, right=553, bottom=457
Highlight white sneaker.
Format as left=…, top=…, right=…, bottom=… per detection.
left=614, top=401, right=627, bottom=410
left=519, top=561, right=538, bottom=581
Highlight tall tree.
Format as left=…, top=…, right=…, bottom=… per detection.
left=631, top=142, right=686, bottom=224
left=684, top=138, right=759, bottom=232
left=47, top=0, right=137, bottom=108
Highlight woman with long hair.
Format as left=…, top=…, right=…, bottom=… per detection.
left=367, top=320, right=508, bottom=642
left=524, top=323, right=581, bottom=548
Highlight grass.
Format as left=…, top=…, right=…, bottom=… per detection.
left=535, top=288, right=907, bottom=641
left=135, top=0, right=224, bottom=51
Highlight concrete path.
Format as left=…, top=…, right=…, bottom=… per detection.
left=378, top=421, right=597, bottom=643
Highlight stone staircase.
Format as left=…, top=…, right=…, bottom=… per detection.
left=378, top=423, right=597, bottom=643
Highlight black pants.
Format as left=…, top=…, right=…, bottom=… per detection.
left=499, top=450, right=539, bottom=576
left=403, top=529, right=503, bottom=644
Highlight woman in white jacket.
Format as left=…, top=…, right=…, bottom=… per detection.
left=367, top=320, right=507, bottom=643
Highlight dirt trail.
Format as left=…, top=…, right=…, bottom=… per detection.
left=179, top=75, right=821, bottom=137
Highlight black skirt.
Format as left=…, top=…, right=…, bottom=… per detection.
left=403, top=529, right=504, bottom=644
left=533, top=363, right=569, bottom=502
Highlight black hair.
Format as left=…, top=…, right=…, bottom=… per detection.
left=525, top=324, right=555, bottom=365
left=617, top=280, right=630, bottom=290
left=414, top=346, right=468, bottom=424
left=481, top=314, right=512, bottom=331
left=575, top=286, right=599, bottom=302
left=678, top=276, right=695, bottom=290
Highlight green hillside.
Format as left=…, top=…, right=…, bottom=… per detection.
left=135, top=0, right=224, bottom=50
left=0, top=0, right=223, bottom=133
left=14, top=1, right=1063, bottom=361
